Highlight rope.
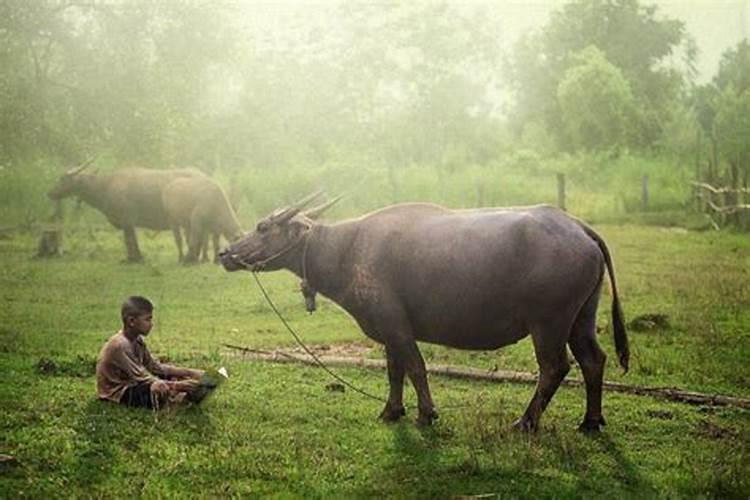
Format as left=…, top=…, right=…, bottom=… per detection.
left=251, top=272, right=386, bottom=404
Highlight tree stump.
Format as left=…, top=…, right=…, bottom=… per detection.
left=36, top=202, right=64, bottom=258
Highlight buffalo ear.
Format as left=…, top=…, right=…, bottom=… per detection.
left=288, top=218, right=312, bottom=240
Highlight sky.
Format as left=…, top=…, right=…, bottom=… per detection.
left=657, top=0, right=749, bottom=82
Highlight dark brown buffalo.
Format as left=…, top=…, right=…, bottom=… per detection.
left=219, top=196, right=629, bottom=432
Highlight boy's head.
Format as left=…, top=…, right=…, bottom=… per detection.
left=121, top=296, right=154, bottom=336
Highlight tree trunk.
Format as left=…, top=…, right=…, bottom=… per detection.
left=222, top=345, right=750, bottom=410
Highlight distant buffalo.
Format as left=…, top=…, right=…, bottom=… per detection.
left=48, top=161, right=204, bottom=262
left=162, top=175, right=243, bottom=264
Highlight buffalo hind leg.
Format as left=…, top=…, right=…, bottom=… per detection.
left=568, top=288, right=608, bottom=432
left=514, top=330, right=571, bottom=432
left=211, top=232, right=221, bottom=264
left=379, top=345, right=406, bottom=422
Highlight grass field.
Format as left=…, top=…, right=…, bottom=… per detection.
left=1, top=221, right=748, bottom=497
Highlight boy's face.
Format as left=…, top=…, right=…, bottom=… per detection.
left=127, top=312, right=153, bottom=336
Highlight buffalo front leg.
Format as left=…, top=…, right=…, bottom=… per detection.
left=379, top=345, right=406, bottom=422
left=392, top=339, right=437, bottom=426
left=513, top=332, right=570, bottom=432
left=123, top=226, right=143, bottom=263
left=172, top=226, right=184, bottom=262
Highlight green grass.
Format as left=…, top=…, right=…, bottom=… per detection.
left=1, top=223, right=748, bottom=497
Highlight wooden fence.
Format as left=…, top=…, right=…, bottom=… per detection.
left=691, top=181, right=750, bottom=229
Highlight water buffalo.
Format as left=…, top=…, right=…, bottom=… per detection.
left=161, top=176, right=243, bottom=264
left=219, top=196, right=629, bottom=432
left=48, top=161, right=204, bottom=262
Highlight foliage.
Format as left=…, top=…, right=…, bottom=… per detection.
left=557, top=46, right=637, bottom=151
left=714, top=39, right=750, bottom=94
left=0, top=1, right=506, bottom=172
left=0, top=0, right=237, bottom=166
left=715, top=86, right=750, bottom=174
left=690, top=39, right=750, bottom=192
left=506, top=0, right=690, bottom=151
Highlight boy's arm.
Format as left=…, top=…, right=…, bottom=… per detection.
left=167, top=378, right=201, bottom=392
left=161, top=365, right=204, bottom=380
left=141, top=344, right=203, bottom=380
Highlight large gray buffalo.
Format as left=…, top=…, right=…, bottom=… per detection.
left=48, top=161, right=204, bottom=262
left=219, top=196, right=629, bottom=432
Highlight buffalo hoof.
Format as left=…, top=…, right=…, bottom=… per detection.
left=578, top=416, right=606, bottom=433
left=379, top=405, right=406, bottom=422
left=416, top=409, right=439, bottom=427
left=511, top=417, right=538, bottom=433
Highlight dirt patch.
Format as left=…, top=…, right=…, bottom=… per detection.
left=36, top=355, right=96, bottom=377
left=222, top=340, right=379, bottom=361
left=695, top=420, right=738, bottom=440
left=287, top=341, right=377, bottom=358
left=646, top=409, right=674, bottom=420
left=629, top=313, right=670, bottom=332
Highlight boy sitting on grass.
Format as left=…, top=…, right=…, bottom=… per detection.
left=96, top=296, right=206, bottom=409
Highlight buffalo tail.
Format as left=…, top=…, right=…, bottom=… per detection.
left=581, top=224, right=630, bottom=373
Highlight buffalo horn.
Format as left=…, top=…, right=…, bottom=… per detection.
left=291, top=189, right=325, bottom=210
left=271, top=206, right=301, bottom=224
left=269, top=190, right=325, bottom=224
left=66, top=156, right=97, bottom=176
left=304, top=195, right=343, bottom=220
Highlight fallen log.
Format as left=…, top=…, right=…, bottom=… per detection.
left=222, top=344, right=750, bottom=410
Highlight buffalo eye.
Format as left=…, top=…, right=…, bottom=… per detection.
left=256, top=221, right=269, bottom=233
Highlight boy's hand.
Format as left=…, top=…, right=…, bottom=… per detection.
left=151, top=380, right=171, bottom=397
left=169, top=379, right=200, bottom=392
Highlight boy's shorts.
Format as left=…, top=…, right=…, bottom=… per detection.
left=121, top=381, right=158, bottom=409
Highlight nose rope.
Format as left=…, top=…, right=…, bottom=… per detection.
left=234, top=234, right=304, bottom=271
left=233, top=230, right=468, bottom=414
left=250, top=271, right=387, bottom=404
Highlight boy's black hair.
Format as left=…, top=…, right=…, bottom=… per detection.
left=121, top=296, right=154, bottom=323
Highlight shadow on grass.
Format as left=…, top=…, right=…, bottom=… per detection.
left=587, top=432, right=652, bottom=492
left=71, top=400, right=129, bottom=489
left=72, top=398, right=216, bottom=492
left=354, top=415, right=654, bottom=497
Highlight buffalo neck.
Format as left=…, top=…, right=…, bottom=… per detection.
left=73, top=175, right=112, bottom=213
left=284, top=224, right=355, bottom=301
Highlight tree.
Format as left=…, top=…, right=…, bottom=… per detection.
left=557, top=46, right=636, bottom=151
left=0, top=1, right=237, bottom=167
left=506, top=0, right=690, bottom=150
left=691, top=39, right=750, bottom=184
left=714, top=39, right=750, bottom=94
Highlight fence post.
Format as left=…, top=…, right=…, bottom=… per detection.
left=557, top=173, right=566, bottom=211
left=642, top=174, right=649, bottom=211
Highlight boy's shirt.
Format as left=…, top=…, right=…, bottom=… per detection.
left=96, top=331, right=167, bottom=402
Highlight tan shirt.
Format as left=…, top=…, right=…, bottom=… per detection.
left=96, top=331, right=167, bottom=402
